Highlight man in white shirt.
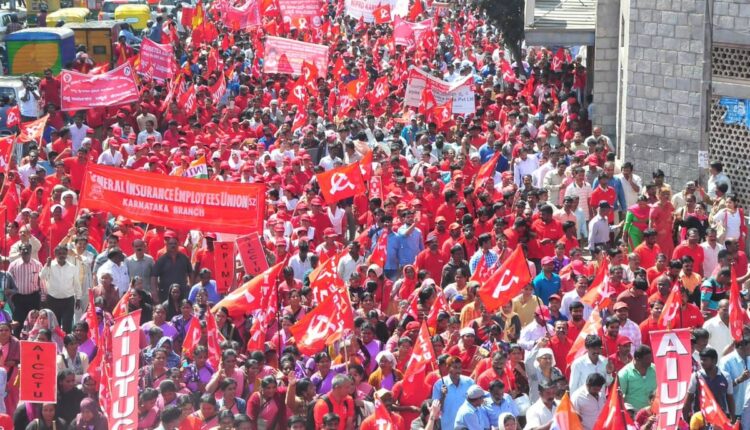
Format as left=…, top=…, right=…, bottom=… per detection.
left=288, top=240, right=314, bottom=281
left=69, top=115, right=91, bottom=153
left=569, top=335, right=614, bottom=393
left=571, top=373, right=607, bottom=430
left=615, top=162, right=642, bottom=209
left=705, top=299, right=732, bottom=360
left=97, top=138, right=124, bottom=166
left=701, top=228, right=724, bottom=276
left=96, top=248, right=130, bottom=295
left=518, top=307, right=554, bottom=351
left=565, top=167, right=594, bottom=221
left=40, top=245, right=82, bottom=332
left=513, top=146, right=539, bottom=187
left=523, top=380, right=558, bottom=430
left=337, top=242, right=364, bottom=283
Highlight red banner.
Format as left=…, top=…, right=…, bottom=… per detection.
left=60, top=63, right=139, bottom=111
left=213, top=241, right=235, bottom=293
left=137, top=38, right=177, bottom=81
left=393, top=16, right=433, bottom=48
left=0, top=136, right=13, bottom=174
left=263, top=36, right=328, bottom=75
left=19, top=341, right=57, bottom=403
left=79, top=164, right=266, bottom=235
left=223, top=0, right=262, bottom=30
left=278, top=0, right=321, bottom=22
left=316, top=162, right=367, bottom=204
left=18, top=114, right=49, bottom=144
left=107, top=310, right=141, bottom=429
left=236, top=233, right=269, bottom=275
left=650, top=329, right=692, bottom=430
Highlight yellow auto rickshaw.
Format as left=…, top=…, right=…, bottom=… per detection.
left=46, top=7, right=90, bottom=26
left=65, top=20, right=129, bottom=64
left=114, top=4, right=149, bottom=31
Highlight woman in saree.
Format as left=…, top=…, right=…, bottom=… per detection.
left=623, top=195, right=651, bottom=250
left=649, top=188, right=676, bottom=258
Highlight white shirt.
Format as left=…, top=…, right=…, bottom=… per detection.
left=700, top=241, right=724, bottom=276
left=96, top=260, right=130, bottom=295
left=704, top=315, right=732, bottom=360
left=615, top=173, right=642, bottom=208
left=97, top=149, right=123, bottom=166
left=713, top=209, right=743, bottom=240
left=18, top=89, right=39, bottom=117
left=288, top=253, right=313, bottom=281
left=17, top=163, right=37, bottom=188
left=40, top=260, right=82, bottom=300
left=560, top=289, right=593, bottom=320
left=565, top=181, right=595, bottom=219
left=571, top=385, right=606, bottom=430
left=69, top=123, right=90, bottom=152
left=523, top=399, right=557, bottom=430
left=337, top=253, right=365, bottom=283
left=518, top=321, right=554, bottom=351
left=514, top=156, right=539, bottom=186
left=569, top=354, right=612, bottom=394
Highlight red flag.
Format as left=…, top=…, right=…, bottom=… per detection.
left=558, top=114, right=569, bottom=138
left=287, top=77, right=309, bottom=107
left=552, top=48, right=565, bottom=72
left=290, top=288, right=353, bottom=355
left=407, top=0, right=424, bottom=21
left=469, top=253, right=489, bottom=283
left=374, top=399, right=397, bottom=430
left=209, top=72, right=226, bottom=106
left=370, top=230, right=388, bottom=268
left=246, top=309, right=270, bottom=352
left=211, top=262, right=284, bottom=321
left=566, top=307, right=601, bottom=369
left=551, top=393, right=584, bottom=430
left=0, top=136, right=14, bottom=174
left=729, top=268, right=744, bottom=342
left=301, top=60, right=319, bottom=90
left=473, top=151, right=501, bottom=188
left=477, top=247, right=532, bottom=311
left=369, top=76, right=389, bottom=105
left=338, top=94, right=356, bottom=116
left=291, top=108, right=308, bottom=132
left=309, top=252, right=346, bottom=305
left=316, top=162, right=367, bottom=204
left=181, top=315, right=202, bottom=358
left=432, top=99, right=452, bottom=129
left=6, top=106, right=19, bottom=128
left=657, top=282, right=682, bottom=329
left=345, top=75, right=368, bottom=99
left=86, top=290, right=99, bottom=346
left=18, top=114, right=49, bottom=144
left=177, top=86, right=197, bottom=117
left=111, top=289, right=132, bottom=318
left=698, top=376, right=737, bottom=430
left=418, top=89, right=436, bottom=115
left=592, top=377, right=637, bottom=430
left=426, top=289, right=449, bottom=328
left=373, top=3, right=392, bottom=23
left=204, top=307, right=223, bottom=369
left=500, top=59, right=515, bottom=84
left=580, top=260, right=612, bottom=308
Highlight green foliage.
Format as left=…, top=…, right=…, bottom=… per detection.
left=477, top=0, right=525, bottom=71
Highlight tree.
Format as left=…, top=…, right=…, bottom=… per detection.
left=477, top=0, right=525, bottom=75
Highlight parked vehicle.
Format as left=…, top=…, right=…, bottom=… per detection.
left=65, top=20, right=132, bottom=64
left=45, top=7, right=90, bottom=26
left=113, top=3, right=149, bottom=30
left=98, top=0, right=145, bottom=21
left=5, top=28, right=76, bottom=74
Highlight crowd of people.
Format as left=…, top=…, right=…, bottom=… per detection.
left=0, top=0, right=746, bottom=429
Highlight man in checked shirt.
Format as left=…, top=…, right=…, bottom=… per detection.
left=8, top=244, right=41, bottom=336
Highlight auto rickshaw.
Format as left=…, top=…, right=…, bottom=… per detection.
left=46, top=7, right=90, bottom=26
left=113, top=3, right=149, bottom=31
left=65, top=20, right=130, bottom=64
left=5, top=28, right=76, bottom=74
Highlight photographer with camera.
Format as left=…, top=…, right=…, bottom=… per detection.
left=19, top=75, right=40, bottom=122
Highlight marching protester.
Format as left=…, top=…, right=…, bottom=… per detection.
left=0, top=0, right=744, bottom=428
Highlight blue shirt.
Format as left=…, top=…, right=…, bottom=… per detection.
left=481, top=395, right=519, bottom=427
left=375, top=230, right=400, bottom=272
left=469, top=250, right=498, bottom=275
left=477, top=146, right=510, bottom=172
left=719, top=351, right=750, bottom=414
left=532, top=272, right=561, bottom=305
left=432, top=376, right=474, bottom=430
left=454, top=400, right=491, bottom=430
left=397, top=225, right=423, bottom=266
left=188, top=280, right=221, bottom=304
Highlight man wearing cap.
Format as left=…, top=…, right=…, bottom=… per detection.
left=40, top=244, right=81, bottom=332
left=414, top=232, right=447, bottom=284
left=453, top=385, right=491, bottom=430
left=532, top=257, right=561, bottom=305
left=588, top=201, right=615, bottom=251
left=612, top=301, right=641, bottom=350
left=519, top=306, right=555, bottom=351
left=396, top=210, right=423, bottom=271
left=96, top=247, right=130, bottom=295
left=97, top=139, right=124, bottom=167
left=188, top=268, right=221, bottom=304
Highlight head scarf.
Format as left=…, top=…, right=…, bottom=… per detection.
left=28, top=308, right=64, bottom=350
left=74, top=397, right=101, bottom=426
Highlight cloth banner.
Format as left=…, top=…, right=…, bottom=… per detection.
left=235, top=233, right=269, bottom=275
left=278, top=0, right=321, bottom=24
left=137, top=38, right=177, bottom=81
left=393, top=17, right=433, bottom=48
left=650, top=329, right=692, bottom=430
left=213, top=241, right=235, bottom=293
left=107, top=310, right=141, bottom=429
left=344, top=0, right=395, bottom=22
left=60, top=63, right=139, bottom=111
left=79, top=164, right=266, bottom=234
left=19, top=341, right=57, bottom=403
left=405, top=66, right=476, bottom=114
left=223, top=0, right=262, bottom=30
left=263, top=36, right=328, bottom=75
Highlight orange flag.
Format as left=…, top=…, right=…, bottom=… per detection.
left=477, top=247, right=532, bottom=311
left=592, top=377, right=637, bottom=430
left=290, top=288, right=353, bottom=355
left=551, top=393, right=584, bottom=430
left=111, top=289, right=132, bottom=318
left=473, top=151, right=501, bottom=188
left=657, top=282, right=682, bottom=329
left=402, top=321, right=436, bottom=383
left=566, top=306, right=602, bottom=367
left=211, top=262, right=284, bottom=321
left=580, top=260, right=611, bottom=308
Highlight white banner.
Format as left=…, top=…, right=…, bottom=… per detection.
left=404, top=66, right=476, bottom=114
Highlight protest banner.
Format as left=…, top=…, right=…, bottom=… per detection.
left=404, top=66, right=476, bottom=114
left=263, top=36, right=328, bottom=75
left=107, top=310, right=141, bottom=430
left=79, top=164, right=266, bottom=235
left=19, top=341, right=57, bottom=403
left=278, top=0, right=321, bottom=23
left=137, top=38, right=177, bottom=81
left=393, top=17, right=433, bottom=48
left=236, top=233, right=269, bottom=275
left=223, top=0, right=262, bottom=30
left=60, top=63, right=139, bottom=111
left=650, top=329, right=692, bottom=430
left=344, top=0, right=395, bottom=22
left=213, top=241, right=235, bottom=293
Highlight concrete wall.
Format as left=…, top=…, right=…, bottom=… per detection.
left=591, top=0, right=619, bottom=140
left=619, top=0, right=707, bottom=188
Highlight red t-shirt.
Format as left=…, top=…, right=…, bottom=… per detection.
left=531, top=219, right=564, bottom=258
left=589, top=186, right=616, bottom=223
left=672, top=243, right=705, bottom=276
left=62, top=157, right=87, bottom=191
left=414, top=249, right=448, bottom=285
left=313, top=395, right=355, bottom=430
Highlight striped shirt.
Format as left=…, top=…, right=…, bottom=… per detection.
left=7, top=258, right=44, bottom=295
